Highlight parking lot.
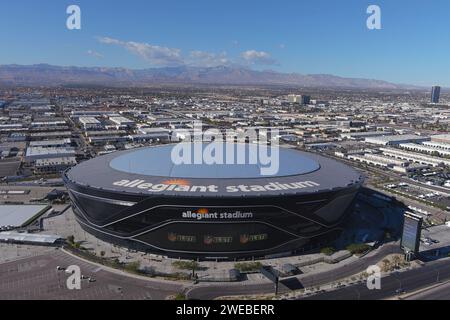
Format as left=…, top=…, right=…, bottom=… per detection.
left=0, top=160, right=21, bottom=178
left=384, top=182, right=449, bottom=212
left=0, top=249, right=184, bottom=300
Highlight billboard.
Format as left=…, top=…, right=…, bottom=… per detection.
left=400, top=212, right=423, bottom=254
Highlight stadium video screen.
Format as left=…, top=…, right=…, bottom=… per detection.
left=401, top=214, right=422, bottom=253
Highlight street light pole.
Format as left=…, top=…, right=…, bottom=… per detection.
left=354, top=288, right=361, bottom=300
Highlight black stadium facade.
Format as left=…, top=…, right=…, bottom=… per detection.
left=63, top=143, right=363, bottom=259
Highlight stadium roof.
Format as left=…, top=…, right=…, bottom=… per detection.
left=109, top=143, right=320, bottom=179
left=66, top=143, right=363, bottom=197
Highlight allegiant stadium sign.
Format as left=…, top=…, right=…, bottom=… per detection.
left=112, top=179, right=320, bottom=194
left=182, top=209, right=254, bottom=220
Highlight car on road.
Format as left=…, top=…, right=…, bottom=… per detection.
left=395, top=289, right=406, bottom=295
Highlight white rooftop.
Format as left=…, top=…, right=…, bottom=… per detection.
left=26, top=147, right=75, bottom=157
left=0, top=232, right=62, bottom=244
left=0, top=205, right=49, bottom=227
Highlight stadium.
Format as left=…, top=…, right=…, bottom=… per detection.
left=63, top=142, right=363, bottom=259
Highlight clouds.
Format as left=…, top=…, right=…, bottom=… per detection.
left=97, top=37, right=183, bottom=66
left=188, top=51, right=229, bottom=67
left=97, top=36, right=277, bottom=67
left=240, top=50, right=276, bottom=65
left=87, top=50, right=104, bottom=59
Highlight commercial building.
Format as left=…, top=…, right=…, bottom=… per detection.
left=88, top=136, right=129, bottom=146
left=25, top=147, right=76, bottom=163
left=399, top=143, right=450, bottom=157
left=380, top=147, right=450, bottom=167
left=431, top=86, right=441, bottom=104
left=34, top=157, right=77, bottom=174
left=288, top=95, right=311, bottom=105
left=109, top=116, right=135, bottom=128
left=348, top=153, right=408, bottom=169
left=29, top=139, right=72, bottom=148
left=0, top=232, right=63, bottom=246
left=135, top=128, right=171, bottom=142
left=340, top=131, right=391, bottom=141
left=0, top=205, right=50, bottom=229
left=365, top=134, right=430, bottom=146
left=79, top=117, right=102, bottom=130
left=29, top=131, right=72, bottom=141
left=422, top=141, right=450, bottom=152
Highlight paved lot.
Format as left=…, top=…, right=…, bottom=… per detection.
left=0, top=243, right=54, bottom=264
left=0, top=161, right=21, bottom=178
left=0, top=185, right=65, bottom=204
left=0, top=249, right=184, bottom=300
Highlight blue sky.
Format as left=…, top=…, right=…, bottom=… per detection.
left=0, top=0, right=449, bottom=86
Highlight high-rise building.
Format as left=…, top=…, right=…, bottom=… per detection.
left=301, top=95, right=311, bottom=105
left=288, top=94, right=311, bottom=105
left=287, top=94, right=301, bottom=103
left=431, top=86, right=441, bottom=103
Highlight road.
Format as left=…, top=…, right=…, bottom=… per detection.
left=1, top=243, right=448, bottom=300
left=302, top=257, right=450, bottom=300
left=0, top=249, right=184, bottom=300
left=405, top=281, right=450, bottom=300
left=186, top=243, right=402, bottom=300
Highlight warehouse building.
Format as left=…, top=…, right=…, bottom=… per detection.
left=365, top=134, right=430, bottom=146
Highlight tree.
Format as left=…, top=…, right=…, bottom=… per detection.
left=125, top=261, right=141, bottom=273
left=175, top=293, right=186, bottom=300
left=392, top=255, right=402, bottom=268
left=172, top=260, right=200, bottom=271
left=346, top=243, right=371, bottom=255
left=381, top=259, right=391, bottom=272
left=320, top=247, right=336, bottom=256
left=67, top=235, right=75, bottom=245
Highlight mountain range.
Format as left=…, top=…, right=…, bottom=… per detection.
left=0, top=64, right=416, bottom=89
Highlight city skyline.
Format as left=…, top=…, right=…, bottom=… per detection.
left=0, top=0, right=450, bottom=86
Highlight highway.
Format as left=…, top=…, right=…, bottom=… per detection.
left=302, top=257, right=450, bottom=300
left=404, top=281, right=450, bottom=300
left=186, top=243, right=402, bottom=300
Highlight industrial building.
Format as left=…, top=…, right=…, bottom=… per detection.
left=34, top=157, right=77, bottom=174
left=399, top=143, right=450, bottom=157
left=380, top=147, right=450, bottom=167
left=25, top=147, right=76, bottom=163
left=365, top=134, right=430, bottom=146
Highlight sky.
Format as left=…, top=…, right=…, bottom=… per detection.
left=0, top=0, right=449, bottom=86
